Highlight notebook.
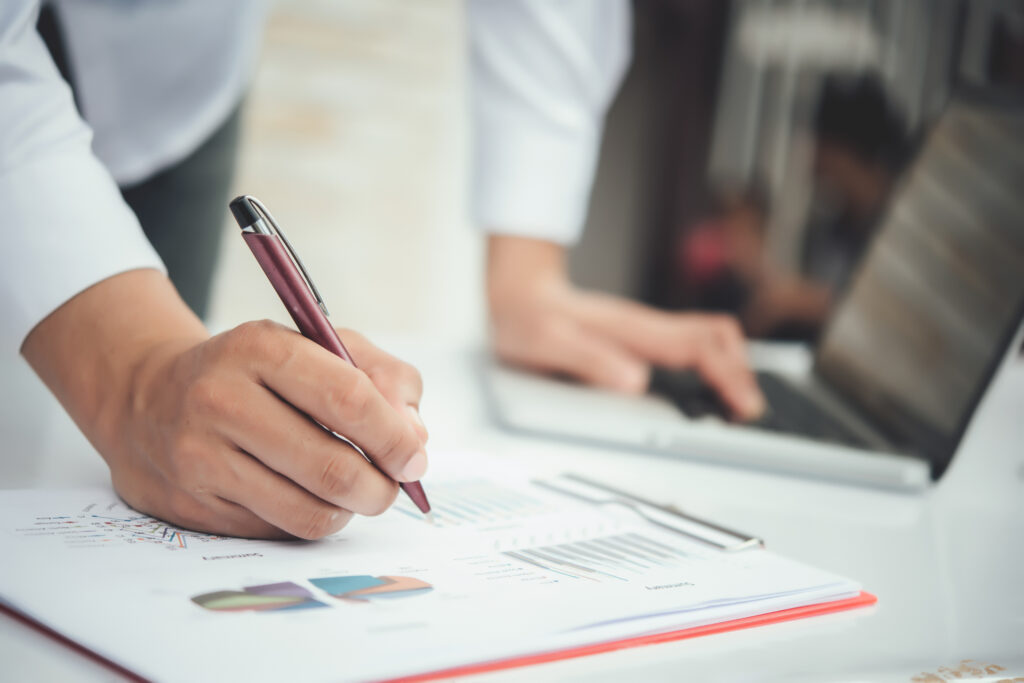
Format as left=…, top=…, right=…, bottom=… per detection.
left=0, top=453, right=873, bottom=682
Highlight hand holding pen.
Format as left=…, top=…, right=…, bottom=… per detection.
left=23, top=185, right=429, bottom=541
left=230, top=195, right=432, bottom=517
left=24, top=272, right=429, bottom=541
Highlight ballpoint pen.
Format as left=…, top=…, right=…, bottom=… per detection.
left=229, top=195, right=432, bottom=517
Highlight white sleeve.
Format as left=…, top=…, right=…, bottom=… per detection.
left=0, top=1, right=165, bottom=354
left=468, top=0, right=632, bottom=245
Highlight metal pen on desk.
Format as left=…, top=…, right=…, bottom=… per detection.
left=534, top=473, right=761, bottom=552
left=229, top=195, right=432, bottom=517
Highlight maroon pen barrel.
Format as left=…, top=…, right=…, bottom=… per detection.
left=242, top=232, right=354, bottom=363
left=400, top=482, right=431, bottom=514
left=242, top=231, right=431, bottom=515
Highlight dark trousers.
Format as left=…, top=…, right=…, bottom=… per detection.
left=38, top=6, right=241, bottom=320
left=121, top=107, right=242, bottom=319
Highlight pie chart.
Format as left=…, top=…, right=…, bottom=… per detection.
left=192, top=581, right=327, bottom=612
left=309, top=575, right=433, bottom=602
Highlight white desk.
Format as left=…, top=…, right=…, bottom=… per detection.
left=2, top=341, right=1022, bottom=682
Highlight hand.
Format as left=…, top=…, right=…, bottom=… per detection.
left=23, top=270, right=427, bottom=540
left=487, top=236, right=765, bottom=419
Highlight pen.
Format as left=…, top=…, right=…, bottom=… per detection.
left=228, top=195, right=432, bottom=517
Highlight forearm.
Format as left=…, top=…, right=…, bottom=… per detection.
left=22, top=269, right=206, bottom=457
left=486, top=235, right=569, bottom=310
left=487, top=233, right=651, bottom=329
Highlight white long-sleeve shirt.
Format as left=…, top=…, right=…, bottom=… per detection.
left=49, top=0, right=267, bottom=186
left=1, top=0, right=161, bottom=355
left=0, top=0, right=629, bottom=355
left=468, top=0, right=631, bottom=245
left=0, top=0, right=265, bottom=355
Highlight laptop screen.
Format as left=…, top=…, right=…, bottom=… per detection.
left=814, top=97, right=1024, bottom=473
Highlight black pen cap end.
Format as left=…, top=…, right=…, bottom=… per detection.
left=229, top=196, right=260, bottom=229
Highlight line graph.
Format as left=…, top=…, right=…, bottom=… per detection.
left=13, top=501, right=225, bottom=551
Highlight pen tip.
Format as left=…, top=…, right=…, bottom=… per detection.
left=423, top=512, right=436, bottom=526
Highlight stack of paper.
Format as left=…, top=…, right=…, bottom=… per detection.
left=0, top=455, right=866, bottom=682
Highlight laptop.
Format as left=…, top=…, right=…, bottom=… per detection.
left=483, top=95, right=1024, bottom=490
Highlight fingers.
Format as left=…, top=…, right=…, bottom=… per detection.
left=113, top=470, right=292, bottom=540
left=337, top=329, right=424, bottom=405
left=490, top=284, right=758, bottom=409
left=497, top=316, right=649, bottom=393
left=215, top=448, right=359, bottom=541
left=121, top=380, right=387, bottom=539
left=206, top=499, right=301, bottom=540
left=104, top=317, right=430, bottom=542
left=692, top=345, right=765, bottom=420
left=675, top=317, right=764, bottom=419
left=336, top=329, right=428, bottom=443
left=168, top=494, right=296, bottom=540
left=219, top=383, right=402, bottom=516
left=578, top=295, right=745, bottom=366
left=702, top=314, right=748, bottom=362
left=243, top=324, right=427, bottom=484
left=571, top=295, right=764, bottom=418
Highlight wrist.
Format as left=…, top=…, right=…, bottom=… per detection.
left=22, top=269, right=207, bottom=458
left=486, top=234, right=571, bottom=313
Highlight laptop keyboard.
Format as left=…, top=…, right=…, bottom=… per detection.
left=752, top=373, right=869, bottom=449
left=650, top=368, right=870, bottom=449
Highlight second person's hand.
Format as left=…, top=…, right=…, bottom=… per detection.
left=487, top=235, right=765, bottom=420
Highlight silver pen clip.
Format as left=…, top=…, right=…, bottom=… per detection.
left=242, top=195, right=330, bottom=318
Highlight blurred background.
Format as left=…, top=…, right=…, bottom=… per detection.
left=209, top=0, right=1023, bottom=347
left=207, top=0, right=483, bottom=344
left=574, top=0, right=1023, bottom=343
left=3, top=0, right=1022, bottom=482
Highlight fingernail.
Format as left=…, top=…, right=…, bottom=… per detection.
left=401, top=449, right=428, bottom=481
left=744, top=391, right=766, bottom=418
left=619, top=364, right=650, bottom=394
left=406, top=404, right=425, bottom=431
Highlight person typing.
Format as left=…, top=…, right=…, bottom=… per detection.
left=468, top=0, right=766, bottom=420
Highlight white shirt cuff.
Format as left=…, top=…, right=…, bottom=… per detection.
left=0, top=150, right=165, bottom=353
left=471, top=101, right=600, bottom=245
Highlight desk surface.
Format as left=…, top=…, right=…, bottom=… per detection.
left=2, top=341, right=1022, bottom=682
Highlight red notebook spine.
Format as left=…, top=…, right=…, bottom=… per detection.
left=385, top=592, right=878, bottom=683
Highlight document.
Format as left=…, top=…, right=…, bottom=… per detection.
left=0, top=454, right=862, bottom=682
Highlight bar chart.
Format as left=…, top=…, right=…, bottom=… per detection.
left=504, top=532, right=695, bottom=582
left=392, top=479, right=554, bottom=527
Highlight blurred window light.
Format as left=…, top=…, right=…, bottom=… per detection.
left=737, top=5, right=881, bottom=70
